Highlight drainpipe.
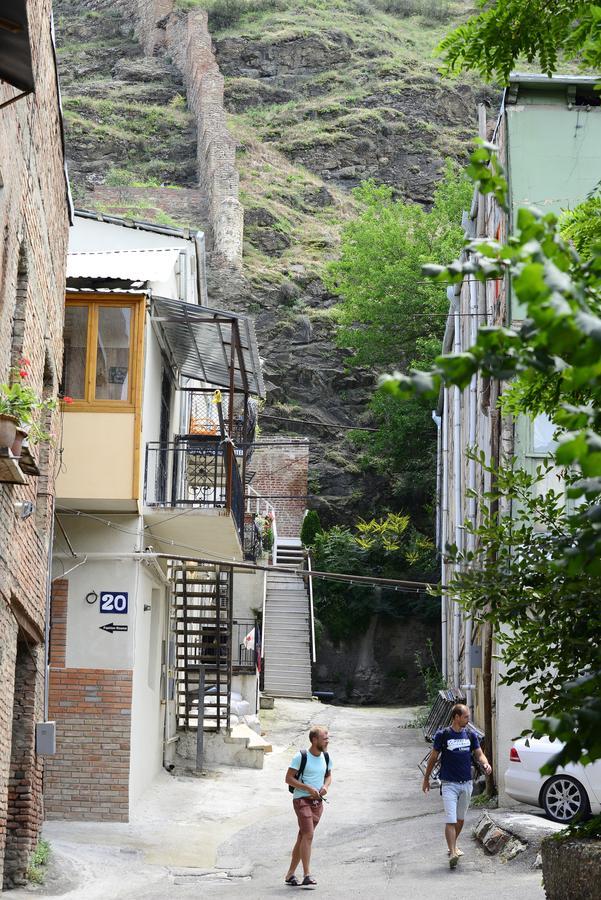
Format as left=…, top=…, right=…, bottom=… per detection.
left=463, top=275, right=479, bottom=714
left=440, top=389, right=449, bottom=683
left=432, top=407, right=446, bottom=682
left=439, top=289, right=456, bottom=685
left=452, top=284, right=463, bottom=690
left=44, top=504, right=57, bottom=721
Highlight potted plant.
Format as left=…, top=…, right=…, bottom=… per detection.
left=0, top=359, right=70, bottom=452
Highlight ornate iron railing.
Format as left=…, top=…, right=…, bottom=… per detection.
left=144, top=438, right=244, bottom=544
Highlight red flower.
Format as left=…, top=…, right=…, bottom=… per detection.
left=63, top=396, right=74, bottom=405
left=19, top=357, right=31, bottom=366
left=19, top=369, right=28, bottom=378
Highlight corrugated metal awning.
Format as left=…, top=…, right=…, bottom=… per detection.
left=67, top=248, right=182, bottom=282
left=0, top=0, right=34, bottom=96
left=150, top=296, right=265, bottom=398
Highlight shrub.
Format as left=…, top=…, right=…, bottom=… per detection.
left=301, top=509, right=323, bottom=547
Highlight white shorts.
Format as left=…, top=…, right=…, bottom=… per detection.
left=441, top=781, right=473, bottom=824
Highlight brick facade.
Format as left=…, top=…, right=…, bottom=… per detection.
left=252, top=440, right=309, bottom=538
left=44, top=581, right=133, bottom=822
left=0, top=0, right=69, bottom=885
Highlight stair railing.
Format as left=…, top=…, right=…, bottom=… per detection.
left=305, top=551, right=317, bottom=664
left=245, top=486, right=278, bottom=565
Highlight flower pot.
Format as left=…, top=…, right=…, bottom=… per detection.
left=11, top=426, right=28, bottom=458
left=0, top=414, right=18, bottom=450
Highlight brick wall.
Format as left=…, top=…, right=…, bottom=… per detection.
left=44, top=581, right=132, bottom=822
left=252, top=441, right=309, bottom=538
left=133, top=0, right=244, bottom=265
left=0, top=0, right=69, bottom=886
left=4, top=644, right=45, bottom=889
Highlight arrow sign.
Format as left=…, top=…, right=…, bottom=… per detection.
left=99, top=622, right=128, bottom=634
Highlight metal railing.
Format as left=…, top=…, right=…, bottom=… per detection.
left=144, top=438, right=244, bottom=545
left=232, top=619, right=259, bottom=669
left=305, top=551, right=317, bottom=664
left=245, top=487, right=278, bottom=564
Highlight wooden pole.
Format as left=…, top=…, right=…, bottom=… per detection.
left=196, top=664, right=205, bottom=772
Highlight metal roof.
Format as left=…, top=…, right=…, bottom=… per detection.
left=74, top=208, right=199, bottom=241
left=150, top=296, right=265, bottom=398
left=509, top=73, right=601, bottom=88
left=67, top=247, right=183, bottom=282
left=0, top=0, right=34, bottom=96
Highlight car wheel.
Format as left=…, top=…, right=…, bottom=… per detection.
left=541, top=775, right=591, bottom=824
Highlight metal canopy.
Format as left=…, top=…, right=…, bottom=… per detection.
left=0, top=1, right=34, bottom=94
left=150, top=296, right=265, bottom=398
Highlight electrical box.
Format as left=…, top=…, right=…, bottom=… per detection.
left=36, top=721, right=56, bottom=756
left=470, top=644, right=483, bottom=669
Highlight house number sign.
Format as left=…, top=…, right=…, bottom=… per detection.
left=99, top=591, right=128, bottom=614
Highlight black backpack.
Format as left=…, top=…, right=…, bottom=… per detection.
left=288, top=750, right=331, bottom=793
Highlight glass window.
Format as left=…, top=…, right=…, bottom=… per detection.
left=95, top=306, right=132, bottom=401
left=63, top=306, right=89, bottom=399
left=532, top=414, right=556, bottom=454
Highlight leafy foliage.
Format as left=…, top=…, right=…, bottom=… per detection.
left=384, top=142, right=601, bottom=770
left=313, top=514, right=437, bottom=641
left=437, top=0, right=601, bottom=82
left=327, top=162, right=472, bottom=370
left=327, top=162, right=471, bottom=522
left=445, top=456, right=601, bottom=772
left=560, top=195, right=601, bottom=260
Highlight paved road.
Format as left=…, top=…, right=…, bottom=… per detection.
left=14, top=700, right=546, bottom=899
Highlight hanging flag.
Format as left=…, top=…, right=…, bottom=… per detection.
left=243, top=627, right=255, bottom=651
left=255, top=623, right=262, bottom=673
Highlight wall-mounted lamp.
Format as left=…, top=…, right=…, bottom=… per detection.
left=14, top=500, right=34, bottom=519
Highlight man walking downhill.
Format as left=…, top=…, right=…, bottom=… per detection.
left=422, top=703, right=491, bottom=868
left=285, top=726, right=332, bottom=887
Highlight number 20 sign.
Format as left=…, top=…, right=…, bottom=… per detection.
left=99, top=592, right=129, bottom=614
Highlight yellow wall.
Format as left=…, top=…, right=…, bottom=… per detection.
left=57, top=412, right=135, bottom=500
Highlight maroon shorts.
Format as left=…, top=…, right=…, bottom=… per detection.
left=293, top=797, right=324, bottom=835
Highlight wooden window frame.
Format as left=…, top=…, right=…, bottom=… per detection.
left=64, top=293, right=145, bottom=413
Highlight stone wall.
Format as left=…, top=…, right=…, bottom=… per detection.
left=44, top=582, right=132, bottom=822
left=0, top=0, right=69, bottom=886
left=133, top=0, right=243, bottom=265
left=251, top=440, right=309, bottom=538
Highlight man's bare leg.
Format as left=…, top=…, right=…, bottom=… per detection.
left=445, top=824, right=457, bottom=854
left=454, top=819, right=464, bottom=852
left=300, top=833, right=314, bottom=877
left=285, top=832, right=302, bottom=880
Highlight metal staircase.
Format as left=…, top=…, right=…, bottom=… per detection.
left=263, top=539, right=313, bottom=699
left=170, top=560, right=233, bottom=731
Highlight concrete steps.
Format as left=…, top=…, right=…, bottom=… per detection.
left=263, top=538, right=312, bottom=699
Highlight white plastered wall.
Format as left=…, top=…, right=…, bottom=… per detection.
left=129, top=568, right=168, bottom=807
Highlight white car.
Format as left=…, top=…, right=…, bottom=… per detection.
left=504, top=736, right=601, bottom=823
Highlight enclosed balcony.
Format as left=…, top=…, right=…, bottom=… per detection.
left=143, top=297, right=265, bottom=558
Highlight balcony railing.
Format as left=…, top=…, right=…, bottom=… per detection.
left=232, top=619, right=259, bottom=670
left=144, top=437, right=244, bottom=544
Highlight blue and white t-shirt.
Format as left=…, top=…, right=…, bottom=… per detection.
left=290, top=750, right=333, bottom=799
left=433, top=727, right=479, bottom=782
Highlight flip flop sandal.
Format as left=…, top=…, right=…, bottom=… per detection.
left=285, top=876, right=300, bottom=886
left=302, top=875, right=317, bottom=886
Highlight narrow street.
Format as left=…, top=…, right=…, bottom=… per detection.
left=14, top=700, right=545, bottom=899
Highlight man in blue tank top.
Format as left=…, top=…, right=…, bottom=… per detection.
left=422, top=703, right=491, bottom=868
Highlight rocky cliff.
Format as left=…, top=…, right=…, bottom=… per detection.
left=53, top=0, right=485, bottom=525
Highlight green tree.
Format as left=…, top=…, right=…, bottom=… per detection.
left=437, top=0, right=601, bottom=83
left=327, top=162, right=471, bottom=370
left=327, top=161, right=472, bottom=524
